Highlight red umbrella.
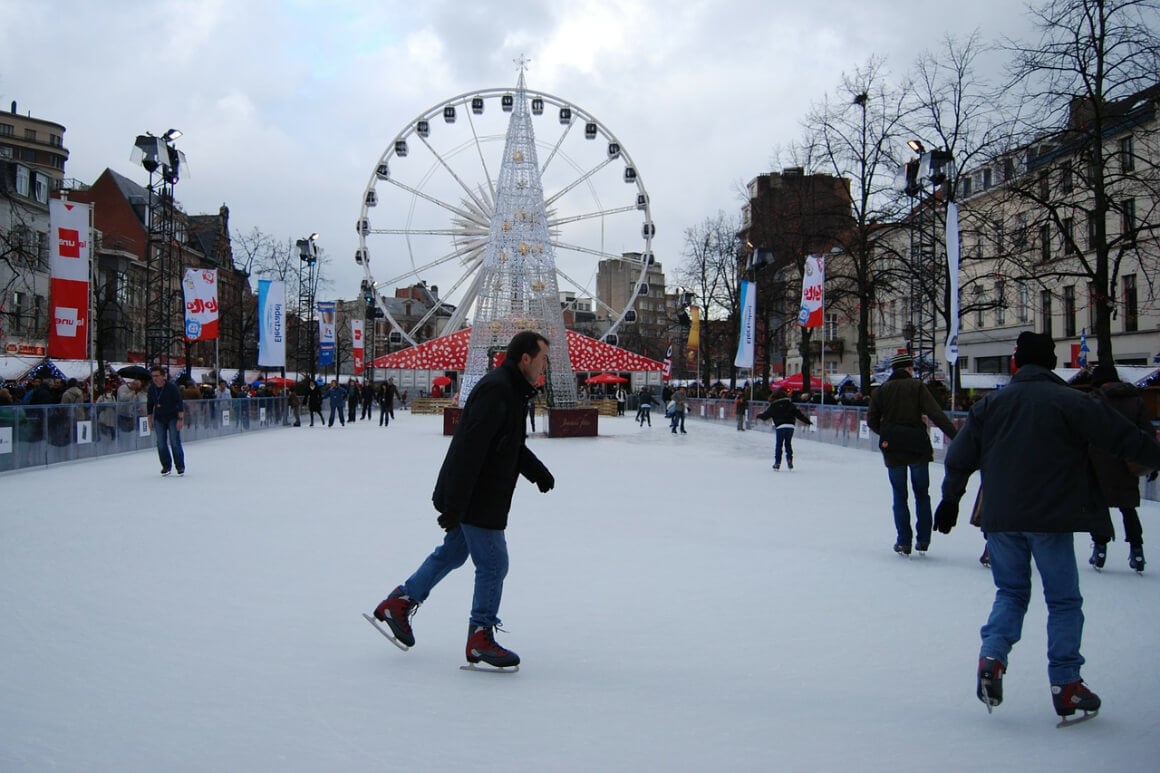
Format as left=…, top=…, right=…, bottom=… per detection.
left=432, top=375, right=453, bottom=387
left=265, top=376, right=296, bottom=388
left=585, top=373, right=628, bottom=384
left=772, top=373, right=832, bottom=392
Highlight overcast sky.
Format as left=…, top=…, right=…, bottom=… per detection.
left=1, top=0, right=1039, bottom=305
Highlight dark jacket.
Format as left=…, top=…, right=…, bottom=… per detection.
left=867, top=370, right=957, bottom=467
left=432, top=359, right=550, bottom=530
left=756, top=398, right=811, bottom=427
left=147, top=380, right=184, bottom=421
left=942, top=365, right=1160, bottom=534
left=308, top=386, right=323, bottom=411
left=1089, top=381, right=1154, bottom=508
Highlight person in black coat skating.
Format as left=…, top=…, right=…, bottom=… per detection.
left=372, top=331, right=555, bottom=669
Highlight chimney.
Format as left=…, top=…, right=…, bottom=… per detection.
left=430, top=285, right=439, bottom=299
left=10, top=101, right=16, bottom=114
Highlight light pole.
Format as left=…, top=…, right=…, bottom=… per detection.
left=296, top=233, right=319, bottom=380
left=903, top=139, right=953, bottom=382
left=132, top=129, right=185, bottom=367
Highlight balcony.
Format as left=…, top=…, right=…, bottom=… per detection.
left=808, top=339, right=845, bottom=356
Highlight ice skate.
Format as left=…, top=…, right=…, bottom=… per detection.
left=976, top=657, right=1005, bottom=713
left=893, top=542, right=912, bottom=557
left=1052, top=680, right=1100, bottom=726
left=371, top=586, right=418, bottom=648
left=1089, top=542, right=1107, bottom=570
left=464, top=624, right=520, bottom=671
left=1129, top=544, right=1145, bottom=573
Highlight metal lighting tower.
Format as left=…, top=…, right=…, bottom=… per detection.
left=903, top=140, right=953, bottom=381
left=459, top=64, right=578, bottom=408
left=132, top=129, right=186, bottom=367
left=297, top=233, right=320, bottom=379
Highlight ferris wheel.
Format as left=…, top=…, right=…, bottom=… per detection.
left=355, top=85, right=655, bottom=347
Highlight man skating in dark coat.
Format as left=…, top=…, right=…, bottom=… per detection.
left=372, top=331, right=555, bottom=669
left=935, top=332, right=1160, bottom=721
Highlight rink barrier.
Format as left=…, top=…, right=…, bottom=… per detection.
left=680, top=398, right=1160, bottom=504
left=0, top=397, right=293, bottom=474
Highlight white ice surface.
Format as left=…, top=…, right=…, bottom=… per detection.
left=2, top=413, right=1158, bottom=772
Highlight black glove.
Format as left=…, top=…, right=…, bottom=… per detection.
left=1148, top=471, right=1158, bottom=482
left=934, top=500, right=959, bottom=534
left=437, top=512, right=460, bottom=532
left=537, top=471, right=555, bottom=493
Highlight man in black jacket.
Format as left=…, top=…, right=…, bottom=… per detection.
left=147, top=366, right=186, bottom=476
left=373, top=331, right=555, bottom=669
left=936, top=332, right=1160, bottom=722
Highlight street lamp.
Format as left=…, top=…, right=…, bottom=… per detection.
left=131, top=128, right=186, bottom=367
left=297, top=233, right=320, bottom=380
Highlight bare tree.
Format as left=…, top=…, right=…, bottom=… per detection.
left=997, top=0, right=1160, bottom=363
left=804, top=56, right=909, bottom=393
left=677, top=211, right=743, bottom=385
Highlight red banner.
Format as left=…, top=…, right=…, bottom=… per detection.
left=48, top=199, right=92, bottom=359
left=183, top=268, right=219, bottom=341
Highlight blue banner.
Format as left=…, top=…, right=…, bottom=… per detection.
left=257, top=279, right=286, bottom=368
left=734, top=280, right=755, bottom=369
left=317, top=301, right=336, bottom=367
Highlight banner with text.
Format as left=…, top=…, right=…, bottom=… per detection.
left=48, top=199, right=92, bottom=359
left=182, top=268, right=219, bottom=341
left=257, top=279, right=286, bottom=367
left=734, top=280, right=756, bottom=369
left=317, top=301, right=336, bottom=367
left=686, top=306, right=700, bottom=373
left=351, top=319, right=365, bottom=375
left=797, top=255, right=824, bottom=329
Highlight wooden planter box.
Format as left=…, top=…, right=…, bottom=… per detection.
left=548, top=407, right=598, bottom=437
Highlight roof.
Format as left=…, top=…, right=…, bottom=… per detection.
left=372, top=328, right=664, bottom=372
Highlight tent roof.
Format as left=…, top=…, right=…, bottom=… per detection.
left=372, top=328, right=664, bottom=372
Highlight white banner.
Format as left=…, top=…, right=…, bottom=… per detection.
left=945, top=202, right=960, bottom=363
left=182, top=268, right=219, bottom=341
left=797, top=255, right=824, bottom=328
left=352, top=319, right=365, bottom=375
left=734, top=280, right=756, bottom=368
left=258, top=279, right=286, bottom=367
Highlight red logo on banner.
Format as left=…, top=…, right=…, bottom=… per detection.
left=58, top=228, right=81, bottom=258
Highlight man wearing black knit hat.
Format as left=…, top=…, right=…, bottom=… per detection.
left=867, top=350, right=958, bottom=556
left=936, top=331, right=1160, bottom=723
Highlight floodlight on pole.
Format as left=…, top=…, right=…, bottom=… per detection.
left=907, top=139, right=925, bottom=154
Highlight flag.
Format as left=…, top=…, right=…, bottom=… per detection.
left=1078, top=327, right=1089, bottom=367
left=945, top=202, right=960, bottom=363
left=182, top=268, right=219, bottom=341
left=257, top=279, right=286, bottom=367
left=317, top=301, right=336, bottom=367
left=797, top=255, right=824, bottom=328
left=48, top=199, right=92, bottom=359
left=352, top=319, right=365, bottom=375
left=662, top=341, right=673, bottom=381
left=685, top=306, right=700, bottom=372
left=1009, top=341, right=1018, bottom=374
left=734, top=280, right=756, bottom=368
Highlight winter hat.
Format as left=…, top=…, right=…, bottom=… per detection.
left=1013, top=331, right=1056, bottom=369
left=1090, top=362, right=1120, bottom=387
left=890, top=352, right=914, bottom=370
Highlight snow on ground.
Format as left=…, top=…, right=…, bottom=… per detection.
left=2, top=411, right=1158, bottom=772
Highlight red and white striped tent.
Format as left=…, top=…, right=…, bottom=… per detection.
left=372, top=328, right=663, bottom=372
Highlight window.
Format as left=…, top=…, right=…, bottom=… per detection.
left=1063, top=285, right=1076, bottom=337
left=975, top=286, right=986, bottom=328
left=1040, top=290, right=1053, bottom=336
left=824, top=312, right=838, bottom=340
left=1062, top=217, right=1075, bottom=254
left=1018, top=281, right=1029, bottom=322
left=889, top=299, right=897, bottom=336
left=975, top=356, right=1008, bottom=375
left=24, top=128, right=36, bottom=141
left=1060, top=160, right=1073, bottom=192
left=0, top=122, right=13, bottom=136
left=1039, top=224, right=1051, bottom=262
left=1120, top=136, right=1135, bottom=173
left=10, top=291, right=25, bottom=334
left=50, top=134, right=62, bottom=147
left=15, top=164, right=29, bottom=196
left=1123, top=274, right=1138, bottom=333
left=1087, top=212, right=1099, bottom=247
left=996, top=280, right=1007, bottom=326
left=33, top=172, right=48, bottom=204
left=1038, top=170, right=1050, bottom=199
left=960, top=176, right=972, bottom=198
left=1013, top=214, right=1027, bottom=250
left=1088, top=282, right=1099, bottom=334
left=982, top=168, right=992, bottom=189
left=1121, top=198, right=1136, bottom=245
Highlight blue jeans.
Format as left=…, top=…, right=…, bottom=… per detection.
left=328, top=404, right=344, bottom=426
left=670, top=410, right=685, bottom=432
left=774, top=426, right=795, bottom=464
left=403, top=524, right=509, bottom=628
left=887, top=463, right=932, bottom=546
left=153, top=417, right=185, bottom=472
left=981, top=532, right=1084, bottom=685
